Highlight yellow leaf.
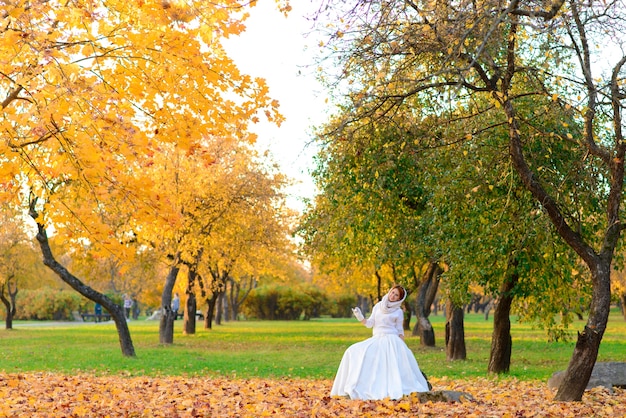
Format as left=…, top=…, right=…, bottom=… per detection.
left=397, top=401, right=411, bottom=412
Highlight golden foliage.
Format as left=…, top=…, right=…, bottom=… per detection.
left=0, top=374, right=623, bottom=417
left=0, top=0, right=283, bottom=257
left=612, top=268, right=626, bottom=296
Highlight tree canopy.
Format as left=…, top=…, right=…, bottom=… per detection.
left=1, top=0, right=283, bottom=249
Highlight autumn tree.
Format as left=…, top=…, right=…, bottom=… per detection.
left=314, top=0, right=625, bottom=401
left=194, top=151, right=293, bottom=329
left=0, top=0, right=284, bottom=355
left=308, top=259, right=380, bottom=307
left=218, top=222, right=297, bottom=323
left=134, top=142, right=234, bottom=343
left=299, top=116, right=433, bottom=305
left=0, top=205, right=35, bottom=329
left=428, top=93, right=593, bottom=370
left=133, top=136, right=289, bottom=340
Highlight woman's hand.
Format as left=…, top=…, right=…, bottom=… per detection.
left=351, top=307, right=364, bottom=321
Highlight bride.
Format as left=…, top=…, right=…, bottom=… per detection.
left=330, top=285, right=431, bottom=400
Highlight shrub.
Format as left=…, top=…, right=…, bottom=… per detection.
left=242, top=284, right=328, bottom=320
left=298, top=284, right=327, bottom=320
left=327, top=294, right=357, bottom=318
left=242, top=285, right=280, bottom=320
left=12, top=288, right=92, bottom=320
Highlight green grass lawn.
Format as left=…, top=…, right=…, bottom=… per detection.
left=1, top=309, right=625, bottom=382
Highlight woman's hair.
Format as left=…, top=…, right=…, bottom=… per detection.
left=391, top=285, right=406, bottom=300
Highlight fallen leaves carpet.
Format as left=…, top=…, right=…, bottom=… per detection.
left=0, top=373, right=624, bottom=417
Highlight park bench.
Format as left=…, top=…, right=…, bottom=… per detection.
left=80, top=312, right=112, bottom=322
left=175, top=311, right=205, bottom=320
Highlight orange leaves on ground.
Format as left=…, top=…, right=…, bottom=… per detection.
left=0, top=374, right=624, bottom=417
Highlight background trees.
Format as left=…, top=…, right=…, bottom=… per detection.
left=0, top=205, right=35, bottom=329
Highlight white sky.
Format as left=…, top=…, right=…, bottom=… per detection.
left=224, top=1, right=331, bottom=213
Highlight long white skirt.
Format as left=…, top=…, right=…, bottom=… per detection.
left=330, top=333, right=430, bottom=400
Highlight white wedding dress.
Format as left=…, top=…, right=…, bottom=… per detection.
left=330, top=299, right=430, bottom=400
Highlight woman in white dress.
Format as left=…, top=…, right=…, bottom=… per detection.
left=330, top=285, right=431, bottom=400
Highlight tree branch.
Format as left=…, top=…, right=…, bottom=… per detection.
left=1, top=85, right=23, bottom=109
left=511, top=0, right=566, bottom=20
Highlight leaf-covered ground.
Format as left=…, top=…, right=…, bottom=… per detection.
left=0, top=373, right=624, bottom=417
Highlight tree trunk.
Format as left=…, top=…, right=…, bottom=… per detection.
left=182, top=251, right=201, bottom=335
left=183, top=291, right=197, bottom=335
left=230, top=276, right=256, bottom=321
left=416, top=315, right=435, bottom=346
left=620, top=293, right=626, bottom=321
left=216, top=292, right=224, bottom=325
left=159, top=263, right=180, bottom=344
left=484, top=300, right=493, bottom=321
left=227, top=278, right=237, bottom=321
left=1, top=277, right=17, bottom=330
left=31, top=214, right=135, bottom=356
left=488, top=268, right=519, bottom=374
left=445, top=299, right=466, bottom=361
left=204, top=293, right=218, bottom=329
left=403, top=308, right=411, bottom=330
left=555, top=263, right=611, bottom=401
left=374, top=270, right=382, bottom=302
left=183, top=263, right=198, bottom=335
left=1, top=291, right=13, bottom=330
left=412, top=261, right=441, bottom=346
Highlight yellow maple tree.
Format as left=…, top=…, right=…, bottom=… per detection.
left=132, top=136, right=293, bottom=338
left=196, top=172, right=296, bottom=326
left=1, top=0, right=283, bottom=239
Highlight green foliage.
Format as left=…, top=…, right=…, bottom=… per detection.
left=430, top=94, right=592, bottom=318
left=327, top=293, right=357, bottom=318
left=304, top=96, right=591, bottom=332
left=297, top=284, right=328, bottom=320
left=241, top=284, right=328, bottom=320
left=6, top=288, right=92, bottom=321
left=300, top=116, right=436, bottom=298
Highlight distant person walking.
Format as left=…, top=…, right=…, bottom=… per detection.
left=172, top=293, right=180, bottom=319
left=132, top=298, right=140, bottom=320
left=94, top=303, right=103, bottom=322
left=123, top=294, right=133, bottom=319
